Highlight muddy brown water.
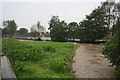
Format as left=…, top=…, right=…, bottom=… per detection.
left=72, top=43, right=115, bottom=78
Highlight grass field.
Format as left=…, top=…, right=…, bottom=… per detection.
left=2, top=39, right=78, bottom=78
left=0, top=38, right=2, bottom=53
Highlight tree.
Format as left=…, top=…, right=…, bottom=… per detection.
left=67, top=22, right=79, bottom=40
left=31, top=21, right=45, bottom=38
left=101, top=1, right=118, bottom=35
left=17, top=28, right=28, bottom=37
left=78, top=6, right=108, bottom=42
left=103, top=19, right=120, bottom=68
left=102, top=1, right=120, bottom=78
left=2, top=28, right=9, bottom=37
left=48, top=16, right=60, bottom=30
left=2, top=20, right=18, bottom=37
left=48, top=16, right=68, bottom=41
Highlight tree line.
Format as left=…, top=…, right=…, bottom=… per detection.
left=1, top=1, right=119, bottom=43
left=1, top=20, right=49, bottom=38
left=48, top=1, right=120, bottom=42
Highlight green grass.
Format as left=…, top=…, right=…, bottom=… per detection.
left=2, top=38, right=78, bottom=78
left=15, top=37, right=34, bottom=40
left=0, top=38, right=2, bottom=53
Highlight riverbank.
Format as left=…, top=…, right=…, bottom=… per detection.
left=2, top=38, right=77, bottom=78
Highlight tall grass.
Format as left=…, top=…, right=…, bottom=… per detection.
left=2, top=39, right=77, bottom=78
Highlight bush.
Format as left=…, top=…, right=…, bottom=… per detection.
left=102, top=20, right=120, bottom=78
left=102, top=36, right=120, bottom=68
left=115, top=69, right=120, bottom=79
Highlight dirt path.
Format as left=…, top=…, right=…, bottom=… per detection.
left=72, top=43, right=115, bottom=78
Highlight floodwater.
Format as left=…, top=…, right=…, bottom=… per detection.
left=72, top=43, right=115, bottom=78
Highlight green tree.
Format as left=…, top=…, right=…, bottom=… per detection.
left=48, top=16, right=68, bottom=41
left=2, top=28, right=8, bottom=37
left=102, top=1, right=120, bottom=78
left=17, top=28, right=28, bottom=37
left=67, top=22, right=78, bottom=41
left=101, top=1, right=118, bottom=35
left=2, top=20, right=18, bottom=37
left=78, top=20, right=95, bottom=42
left=78, top=6, right=108, bottom=42
left=103, top=19, right=120, bottom=68
left=48, top=16, right=60, bottom=30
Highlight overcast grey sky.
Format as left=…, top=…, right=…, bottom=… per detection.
left=1, top=0, right=119, bottom=32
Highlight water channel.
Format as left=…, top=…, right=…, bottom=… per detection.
left=72, top=43, right=115, bottom=78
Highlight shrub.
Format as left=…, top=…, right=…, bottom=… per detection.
left=115, top=69, right=120, bottom=79
left=102, top=20, right=120, bottom=78
left=43, top=46, right=56, bottom=52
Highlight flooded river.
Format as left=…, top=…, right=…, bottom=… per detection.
left=72, top=43, right=115, bottom=78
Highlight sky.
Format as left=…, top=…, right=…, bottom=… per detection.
left=0, top=0, right=120, bottom=32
